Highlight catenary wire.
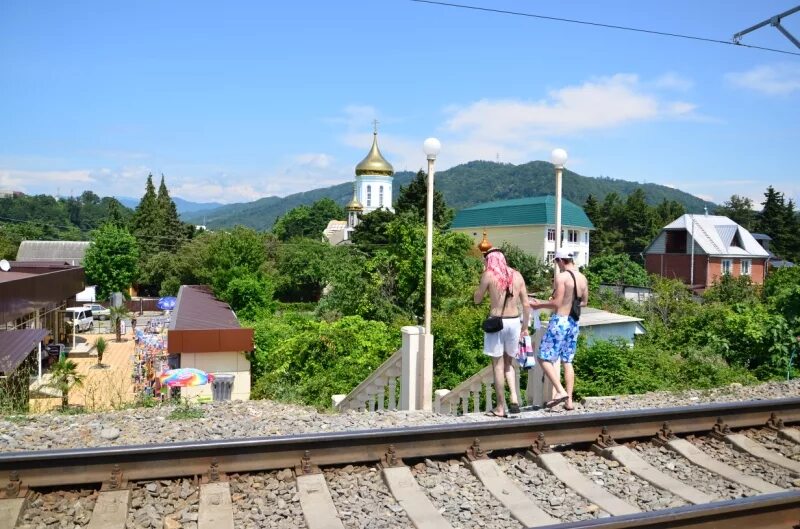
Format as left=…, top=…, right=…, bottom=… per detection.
left=409, top=0, right=800, bottom=57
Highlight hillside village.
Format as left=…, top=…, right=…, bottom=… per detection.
left=1, top=129, right=798, bottom=418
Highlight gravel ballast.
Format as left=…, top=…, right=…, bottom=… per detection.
left=2, top=380, right=799, bottom=452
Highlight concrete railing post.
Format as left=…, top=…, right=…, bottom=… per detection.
left=418, top=332, right=434, bottom=411
left=400, top=326, right=424, bottom=410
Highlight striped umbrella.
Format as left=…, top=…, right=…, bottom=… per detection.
left=158, top=368, right=214, bottom=387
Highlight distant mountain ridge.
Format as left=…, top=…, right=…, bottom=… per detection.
left=184, top=160, right=716, bottom=230
left=117, top=196, right=224, bottom=215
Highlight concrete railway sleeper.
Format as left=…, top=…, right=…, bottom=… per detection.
left=2, top=399, right=800, bottom=528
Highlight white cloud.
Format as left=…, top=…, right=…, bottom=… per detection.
left=329, top=74, right=705, bottom=173
left=652, top=72, right=694, bottom=91
left=444, top=74, right=695, bottom=140
left=0, top=169, right=96, bottom=192
left=726, top=63, right=800, bottom=96
left=293, top=153, right=334, bottom=169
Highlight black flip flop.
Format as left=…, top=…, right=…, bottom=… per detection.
left=485, top=410, right=517, bottom=418
left=545, top=395, right=569, bottom=409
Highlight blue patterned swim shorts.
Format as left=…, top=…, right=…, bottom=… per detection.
left=538, top=314, right=580, bottom=363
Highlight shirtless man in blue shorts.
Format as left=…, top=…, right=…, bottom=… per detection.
left=529, top=249, right=588, bottom=411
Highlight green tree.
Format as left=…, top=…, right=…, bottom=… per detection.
left=274, top=239, right=331, bottom=302
left=47, top=359, right=85, bottom=410
left=703, top=275, right=760, bottom=306
left=378, top=216, right=480, bottom=318
left=394, top=170, right=454, bottom=229
left=782, top=199, right=800, bottom=262
left=623, top=189, right=658, bottom=258
left=131, top=174, right=160, bottom=254
left=250, top=315, right=399, bottom=408
left=350, top=208, right=395, bottom=254
left=654, top=198, right=685, bottom=226
left=316, top=246, right=405, bottom=323
left=584, top=254, right=649, bottom=287
left=156, top=174, right=185, bottom=252
left=590, top=192, right=626, bottom=257
left=498, top=242, right=551, bottom=295
left=272, top=198, right=345, bottom=241
left=583, top=194, right=600, bottom=225
left=763, top=266, right=800, bottom=336
left=222, top=274, right=276, bottom=321
left=715, top=195, right=756, bottom=231
left=106, top=199, right=127, bottom=229
left=84, top=225, right=139, bottom=300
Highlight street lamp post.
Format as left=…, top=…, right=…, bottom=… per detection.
left=550, top=148, right=568, bottom=260
left=419, top=137, right=441, bottom=412
left=423, top=137, right=441, bottom=334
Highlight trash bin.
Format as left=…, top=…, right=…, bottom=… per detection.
left=211, top=374, right=235, bottom=401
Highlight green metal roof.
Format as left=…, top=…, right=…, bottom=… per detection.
left=451, top=195, right=594, bottom=229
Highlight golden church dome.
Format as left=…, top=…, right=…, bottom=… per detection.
left=478, top=230, right=493, bottom=253
left=355, top=132, right=394, bottom=177
left=346, top=186, right=363, bottom=211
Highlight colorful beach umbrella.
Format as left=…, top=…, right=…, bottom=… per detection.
left=157, top=296, right=177, bottom=310
left=159, top=368, right=214, bottom=387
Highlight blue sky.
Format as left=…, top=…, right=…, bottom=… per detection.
left=1, top=0, right=798, bottom=206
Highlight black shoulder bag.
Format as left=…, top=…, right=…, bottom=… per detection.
left=567, top=270, right=582, bottom=322
left=482, top=288, right=512, bottom=333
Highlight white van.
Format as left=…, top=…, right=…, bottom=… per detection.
left=65, top=307, right=94, bottom=332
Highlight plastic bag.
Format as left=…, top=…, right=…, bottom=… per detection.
left=517, top=335, right=536, bottom=369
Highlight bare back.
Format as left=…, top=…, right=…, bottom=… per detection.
left=475, top=270, right=531, bottom=327
left=552, top=267, right=588, bottom=317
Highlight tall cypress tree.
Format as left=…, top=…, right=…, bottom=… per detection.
left=782, top=199, right=800, bottom=262
left=623, top=189, right=658, bottom=257
left=131, top=174, right=159, bottom=254
left=757, top=186, right=787, bottom=257
left=583, top=194, right=600, bottom=225
left=395, top=170, right=454, bottom=229
left=156, top=174, right=185, bottom=252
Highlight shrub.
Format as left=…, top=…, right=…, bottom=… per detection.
left=574, top=339, right=754, bottom=397
left=250, top=315, right=399, bottom=408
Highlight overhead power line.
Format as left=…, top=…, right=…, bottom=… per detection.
left=409, top=0, right=800, bottom=57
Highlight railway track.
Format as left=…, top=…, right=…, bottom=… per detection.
left=2, top=397, right=800, bottom=529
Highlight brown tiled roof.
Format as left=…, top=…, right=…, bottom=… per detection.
left=0, top=329, right=49, bottom=375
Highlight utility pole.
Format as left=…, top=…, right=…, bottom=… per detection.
left=689, top=214, right=695, bottom=291
left=733, top=5, right=800, bottom=49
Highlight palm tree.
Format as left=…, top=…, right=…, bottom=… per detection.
left=108, top=305, right=131, bottom=342
left=48, top=359, right=85, bottom=410
left=94, top=336, right=107, bottom=368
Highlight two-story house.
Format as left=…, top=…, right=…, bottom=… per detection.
left=644, top=214, right=769, bottom=290
left=451, top=196, right=594, bottom=266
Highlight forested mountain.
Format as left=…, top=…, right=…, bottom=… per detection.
left=117, top=195, right=223, bottom=215
left=0, top=192, right=132, bottom=259
left=185, top=160, right=715, bottom=230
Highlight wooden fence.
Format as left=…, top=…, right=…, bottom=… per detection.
left=124, top=298, right=161, bottom=314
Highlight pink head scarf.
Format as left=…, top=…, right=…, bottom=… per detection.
left=484, top=250, right=515, bottom=293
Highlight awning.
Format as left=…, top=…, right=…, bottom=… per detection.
left=0, top=329, right=49, bottom=375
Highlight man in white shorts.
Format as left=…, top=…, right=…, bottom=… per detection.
left=474, top=249, right=530, bottom=417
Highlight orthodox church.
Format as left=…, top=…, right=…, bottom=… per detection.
left=324, top=129, right=394, bottom=245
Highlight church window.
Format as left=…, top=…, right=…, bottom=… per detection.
left=367, top=185, right=371, bottom=207
left=379, top=186, right=384, bottom=207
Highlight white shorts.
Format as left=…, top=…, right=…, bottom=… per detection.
left=483, top=317, right=522, bottom=357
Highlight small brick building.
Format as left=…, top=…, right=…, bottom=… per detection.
left=645, top=214, right=769, bottom=291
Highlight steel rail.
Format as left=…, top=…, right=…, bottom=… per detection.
left=535, top=490, right=800, bottom=529
left=2, top=397, right=799, bottom=488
